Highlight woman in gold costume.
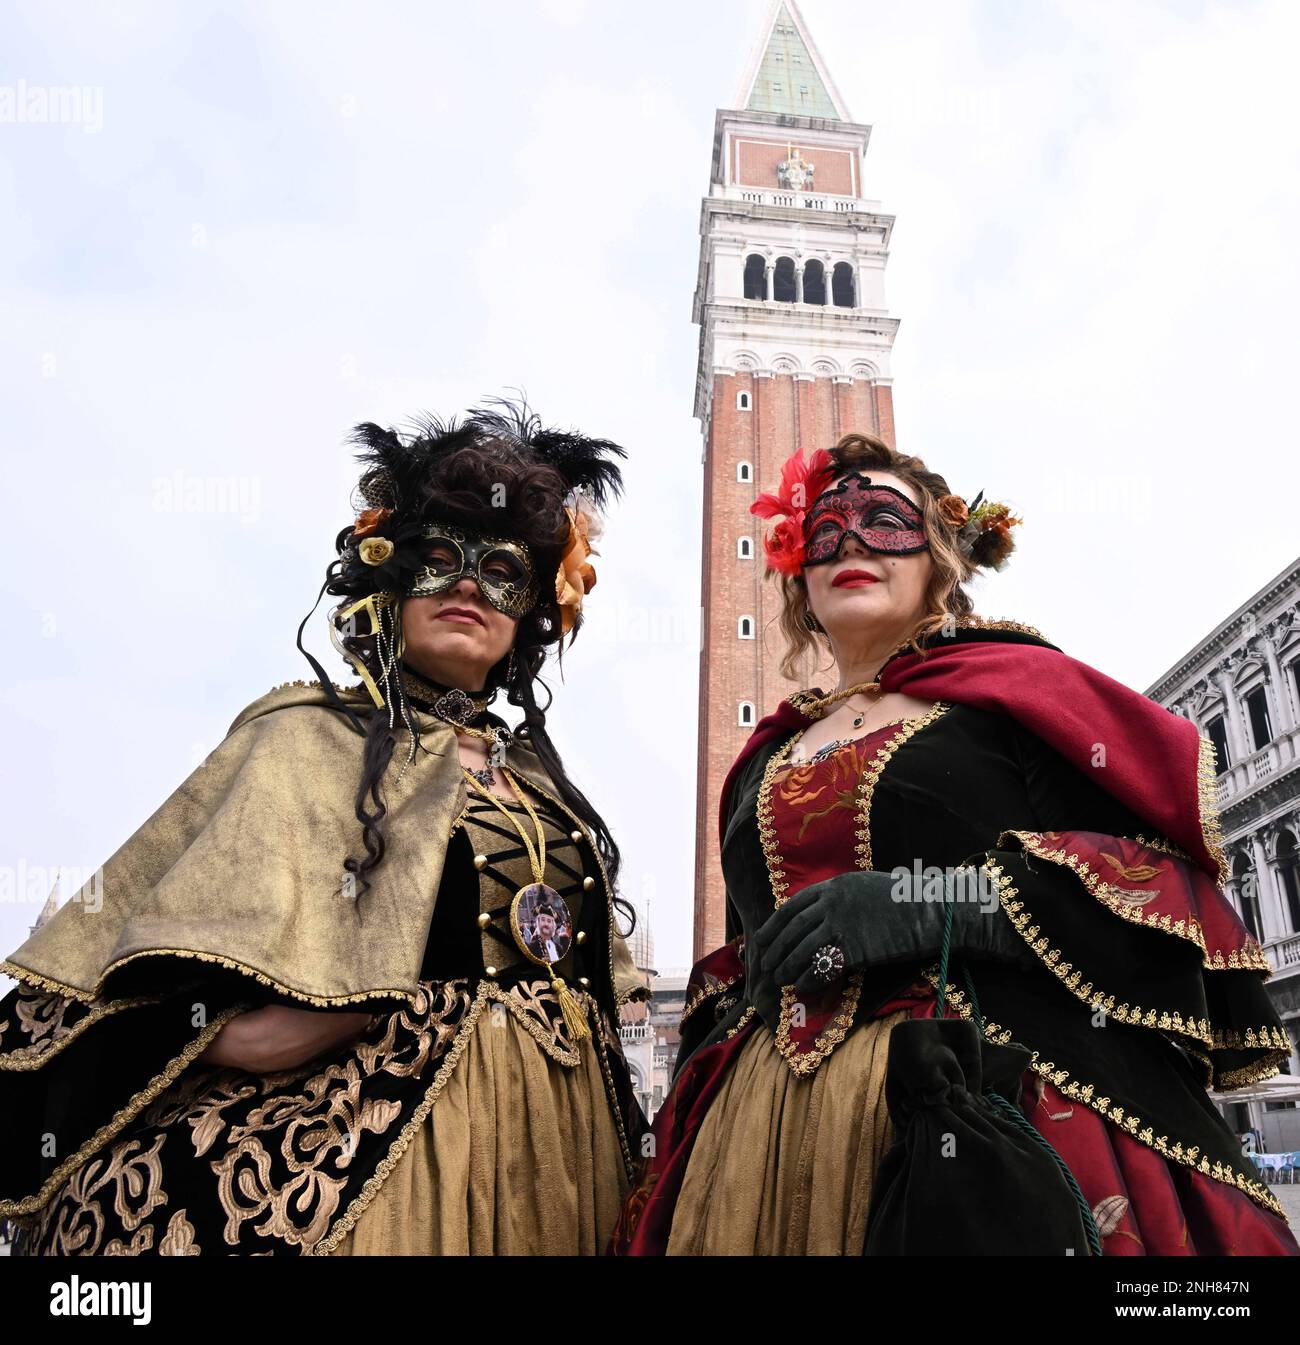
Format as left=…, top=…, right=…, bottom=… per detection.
left=0, top=400, right=648, bottom=1255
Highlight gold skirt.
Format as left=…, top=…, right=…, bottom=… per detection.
left=665, top=1009, right=908, bottom=1255
left=326, top=1007, right=628, bottom=1255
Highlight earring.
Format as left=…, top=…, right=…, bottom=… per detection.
left=802, top=609, right=822, bottom=634
left=506, top=650, right=517, bottom=684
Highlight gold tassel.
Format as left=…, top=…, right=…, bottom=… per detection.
left=552, top=976, right=591, bottom=1042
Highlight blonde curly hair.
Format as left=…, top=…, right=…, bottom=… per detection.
left=773, top=431, right=976, bottom=682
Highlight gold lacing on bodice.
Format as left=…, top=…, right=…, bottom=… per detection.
left=458, top=786, right=600, bottom=1066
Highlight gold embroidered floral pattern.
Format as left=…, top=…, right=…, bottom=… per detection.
left=15, top=981, right=478, bottom=1253
left=777, top=735, right=895, bottom=844
left=0, top=984, right=163, bottom=1071
left=994, top=830, right=1271, bottom=973
left=483, top=978, right=591, bottom=1067
left=2, top=1002, right=250, bottom=1222
left=21, top=1133, right=169, bottom=1256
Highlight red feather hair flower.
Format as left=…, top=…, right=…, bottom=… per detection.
left=749, top=447, right=836, bottom=575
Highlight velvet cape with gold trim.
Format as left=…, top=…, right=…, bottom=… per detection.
left=0, top=680, right=647, bottom=1251
left=611, top=621, right=1297, bottom=1254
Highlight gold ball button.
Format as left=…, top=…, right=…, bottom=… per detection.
left=476, top=912, right=491, bottom=929
left=570, top=829, right=583, bottom=844
left=578, top=977, right=590, bottom=988
left=484, top=965, right=498, bottom=978
left=473, top=854, right=488, bottom=871
left=582, top=876, right=595, bottom=891
left=576, top=930, right=587, bottom=945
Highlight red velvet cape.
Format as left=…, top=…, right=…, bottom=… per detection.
left=718, top=635, right=1225, bottom=884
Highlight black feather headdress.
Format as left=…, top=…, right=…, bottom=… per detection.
left=294, top=393, right=628, bottom=740
left=348, top=394, right=626, bottom=518
left=459, top=394, right=627, bottom=511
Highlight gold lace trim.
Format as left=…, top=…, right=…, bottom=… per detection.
left=1132, top=832, right=1197, bottom=863
left=482, top=980, right=590, bottom=1068
left=982, top=857, right=1291, bottom=1057
left=591, top=1009, right=636, bottom=1183
left=1196, top=734, right=1230, bottom=888
left=1016, top=1048, right=1286, bottom=1220
left=310, top=981, right=490, bottom=1255
left=679, top=972, right=743, bottom=1029
left=755, top=736, right=798, bottom=907
left=0, top=1002, right=252, bottom=1219
left=867, top=615, right=1050, bottom=684
left=995, top=830, right=1270, bottom=973
left=773, top=974, right=864, bottom=1076
left=854, top=703, right=952, bottom=870
left=945, top=614, right=1047, bottom=640
left=1, top=951, right=415, bottom=1010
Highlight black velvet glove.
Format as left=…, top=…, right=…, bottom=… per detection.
left=749, top=864, right=1039, bottom=1011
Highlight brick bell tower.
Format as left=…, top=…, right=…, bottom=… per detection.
left=692, top=0, right=901, bottom=959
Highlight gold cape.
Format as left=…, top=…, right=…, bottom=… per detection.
left=1, top=680, right=646, bottom=1009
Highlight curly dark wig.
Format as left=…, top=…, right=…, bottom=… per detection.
left=294, top=397, right=632, bottom=929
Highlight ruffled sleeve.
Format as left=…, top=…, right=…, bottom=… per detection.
left=959, top=722, right=1288, bottom=1092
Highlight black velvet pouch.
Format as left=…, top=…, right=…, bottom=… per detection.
left=864, top=1017, right=1092, bottom=1255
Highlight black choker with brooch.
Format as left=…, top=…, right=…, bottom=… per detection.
left=399, top=664, right=510, bottom=787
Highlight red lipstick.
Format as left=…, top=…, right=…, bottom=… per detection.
left=436, top=606, right=485, bottom=626
left=832, top=569, right=880, bottom=588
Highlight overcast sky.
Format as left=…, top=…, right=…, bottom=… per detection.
left=2, top=0, right=1297, bottom=981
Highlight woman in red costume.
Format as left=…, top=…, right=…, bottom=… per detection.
left=612, top=430, right=1298, bottom=1256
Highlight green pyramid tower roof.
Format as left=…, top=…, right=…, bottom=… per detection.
left=740, top=1, right=849, bottom=121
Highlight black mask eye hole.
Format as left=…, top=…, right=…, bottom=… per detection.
left=423, top=543, right=463, bottom=574
left=481, top=549, right=528, bottom=584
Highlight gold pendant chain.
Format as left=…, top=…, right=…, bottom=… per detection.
left=460, top=764, right=591, bottom=1045
left=805, top=678, right=882, bottom=720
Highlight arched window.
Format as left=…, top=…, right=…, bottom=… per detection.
left=736, top=390, right=751, bottom=411
left=773, top=256, right=797, bottom=303
left=737, top=536, right=754, bottom=559
left=832, top=261, right=855, bottom=308
left=738, top=615, right=754, bottom=639
left=737, top=461, right=753, bottom=483
left=743, top=254, right=767, bottom=301
left=739, top=701, right=756, bottom=727
left=803, top=259, right=826, bottom=305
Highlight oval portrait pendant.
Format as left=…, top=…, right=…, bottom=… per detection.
left=511, top=883, right=574, bottom=967
left=509, top=883, right=589, bottom=1042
